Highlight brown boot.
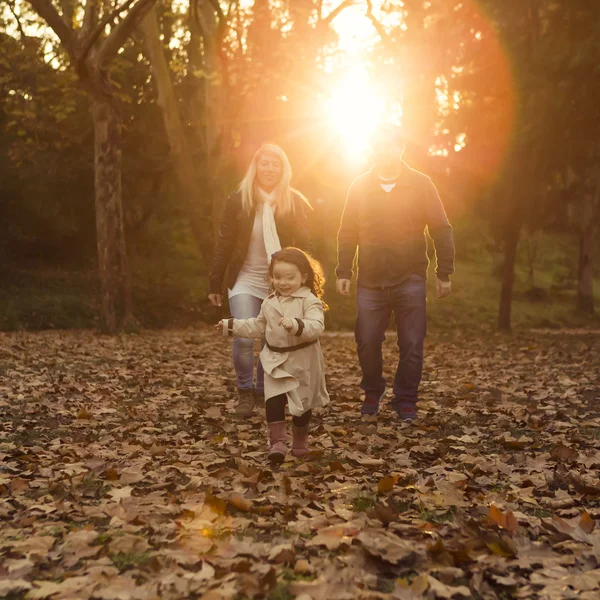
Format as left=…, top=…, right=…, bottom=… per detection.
left=236, top=389, right=254, bottom=417
left=267, top=421, right=287, bottom=464
left=292, top=424, right=310, bottom=458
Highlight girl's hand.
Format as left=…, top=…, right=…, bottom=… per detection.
left=280, top=317, right=294, bottom=332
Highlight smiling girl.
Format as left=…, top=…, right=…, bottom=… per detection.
left=208, top=145, right=311, bottom=419
left=218, top=248, right=329, bottom=463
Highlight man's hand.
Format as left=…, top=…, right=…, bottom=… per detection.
left=280, top=317, right=294, bottom=332
left=336, top=279, right=352, bottom=296
left=436, top=278, right=452, bottom=299
left=215, top=319, right=224, bottom=331
left=208, top=293, right=222, bottom=307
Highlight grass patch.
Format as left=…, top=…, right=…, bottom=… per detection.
left=282, top=567, right=316, bottom=582
left=352, top=495, right=376, bottom=513
left=419, top=506, right=456, bottom=523
left=530, top=508, right=552, bottom=519
left=269, top=583, right=294, bottom=600
left=2, top=229, right=599, bottom=332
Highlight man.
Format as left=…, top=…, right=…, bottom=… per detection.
left=336, top=125, right=455, bottom=422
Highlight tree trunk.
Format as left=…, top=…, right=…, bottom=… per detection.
left=90, top=96, right=132, bottom=333
left=188, top=1, right=224, bottom=241
left=498, top=220, right=521, bottom=332
left=577, top=224, right=594, bottom=314
left=141, top=7, right=210, bottom=253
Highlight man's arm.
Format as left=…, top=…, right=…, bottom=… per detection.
left=336, top=183, right=360, bottom=283
left=425, top=179, right=455, bottom=283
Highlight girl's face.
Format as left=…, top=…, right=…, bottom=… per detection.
left=256, top=152, right=282, bottom=192
left=271, top=261, right=307, bottom=297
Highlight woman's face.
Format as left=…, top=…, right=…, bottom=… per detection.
left=256, top=152, right=282, bottom=192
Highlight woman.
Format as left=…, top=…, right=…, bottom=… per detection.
left=208, top=144, right=311, bottom=417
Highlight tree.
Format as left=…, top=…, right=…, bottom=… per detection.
left=26, top=0, right=158, bottom=332
left=141, top=4, right=213, bottom=253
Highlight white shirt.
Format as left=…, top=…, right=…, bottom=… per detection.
left=379, top=177, right=397, bottom=193
left=228, top=205, right=271, bottom=300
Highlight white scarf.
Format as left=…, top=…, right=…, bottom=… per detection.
left=257, top=187, right=282, bottom=263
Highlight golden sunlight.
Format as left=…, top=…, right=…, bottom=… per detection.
left=324, top=64, right=400, bottom=160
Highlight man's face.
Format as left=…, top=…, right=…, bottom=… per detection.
left=371, top=134, right=405, bottom=166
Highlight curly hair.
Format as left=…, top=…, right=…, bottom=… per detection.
left=269, top=247, right=328, bottom=310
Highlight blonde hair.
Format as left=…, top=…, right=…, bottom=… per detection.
left=238, top=144, right=308, bottom=216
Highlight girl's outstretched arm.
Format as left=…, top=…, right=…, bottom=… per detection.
left=220, top=306, right=267, bottom=339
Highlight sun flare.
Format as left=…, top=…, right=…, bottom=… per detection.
left=324, top=64, right=401, bottom=160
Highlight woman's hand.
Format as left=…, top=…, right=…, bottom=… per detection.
left=209, top=293, right=222, bottom=307
left=216, top=320, right=224, bottom=331
left=280, top=317, right=294, bottom=332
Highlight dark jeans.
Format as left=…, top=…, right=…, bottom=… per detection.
left=355, top=276, right=427, bottom=410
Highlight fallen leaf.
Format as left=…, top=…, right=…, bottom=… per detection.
left=488, top=504, right=519, bottom=532
left=377, top=474, right=399, bottom=493
left=0, top=580, right=32, bottom=596
left=268, top=543, right=295, bottom=564
left=427, top=575, right=471, bottom=598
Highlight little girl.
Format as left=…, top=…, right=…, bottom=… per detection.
left=219, top=247, right=330, bottom=463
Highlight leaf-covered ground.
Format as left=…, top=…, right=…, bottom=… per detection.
left=1, top=328, right=599, bottom=600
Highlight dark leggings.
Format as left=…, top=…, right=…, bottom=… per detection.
left=266, top=394, right=312, bottom=427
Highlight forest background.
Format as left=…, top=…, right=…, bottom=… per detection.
left=1, top=0, right=599, bottom=334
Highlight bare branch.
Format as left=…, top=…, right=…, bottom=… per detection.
left=27, top=0, right=74, bottom=52
left=321, top=0, right=354, bottom=25
left=78, top=0, right=136, bottom=65
left=8, top=0, right=28, bottom=39
left=365, top=0, right=390, bottom=44
left=97, top=0, right=157, bottom=67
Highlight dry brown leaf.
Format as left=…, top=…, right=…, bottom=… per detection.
left=579, top=510, right=595, bottom=534
left=307, top=522, right=362, bottom=550
left=268, top=543, right=295, bottom=564
left=204, top=406, right=222, bottom=419
left=205, top=490, right=227, bottom=515
left=377, top=474, right=399, bottom=493
left=77, top=407, right=91, bottom=420
left=0, top=580, right=32, bottom=596
left=294, top=559, right=313, bottom=574
left=488, top=504, right=519, bottom=532
left=550, top=443, right=578, bottom=463
left=109, top=533, right=150, bottom=555
left=225, top=492, right=253, bottom=512
left=427, top=575, right=471, bottom=598
left=357, top=529, right=419, bottom=565
left=10, top=476, right=29, bottom=493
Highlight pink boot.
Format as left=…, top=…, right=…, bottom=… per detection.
left=292, top=424, right=310, bottom=458
left=267, top=421, right=287, bottom=464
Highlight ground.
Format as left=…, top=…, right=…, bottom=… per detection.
left=1, top=327, right=599, bottom=600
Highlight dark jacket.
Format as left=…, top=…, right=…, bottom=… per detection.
left=336, top=163, right=455, bottom=288
left=209, top=190, right=311, bottom=294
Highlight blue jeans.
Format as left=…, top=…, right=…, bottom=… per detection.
left=229, top=294, right=264, bottom=392
left=355, top=276, right=427, bottom=410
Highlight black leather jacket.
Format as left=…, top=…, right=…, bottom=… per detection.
left=209, top=190, right=311, bottom=294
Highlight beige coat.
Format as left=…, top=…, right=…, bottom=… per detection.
left=223, top=287, right=329, bottom=416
